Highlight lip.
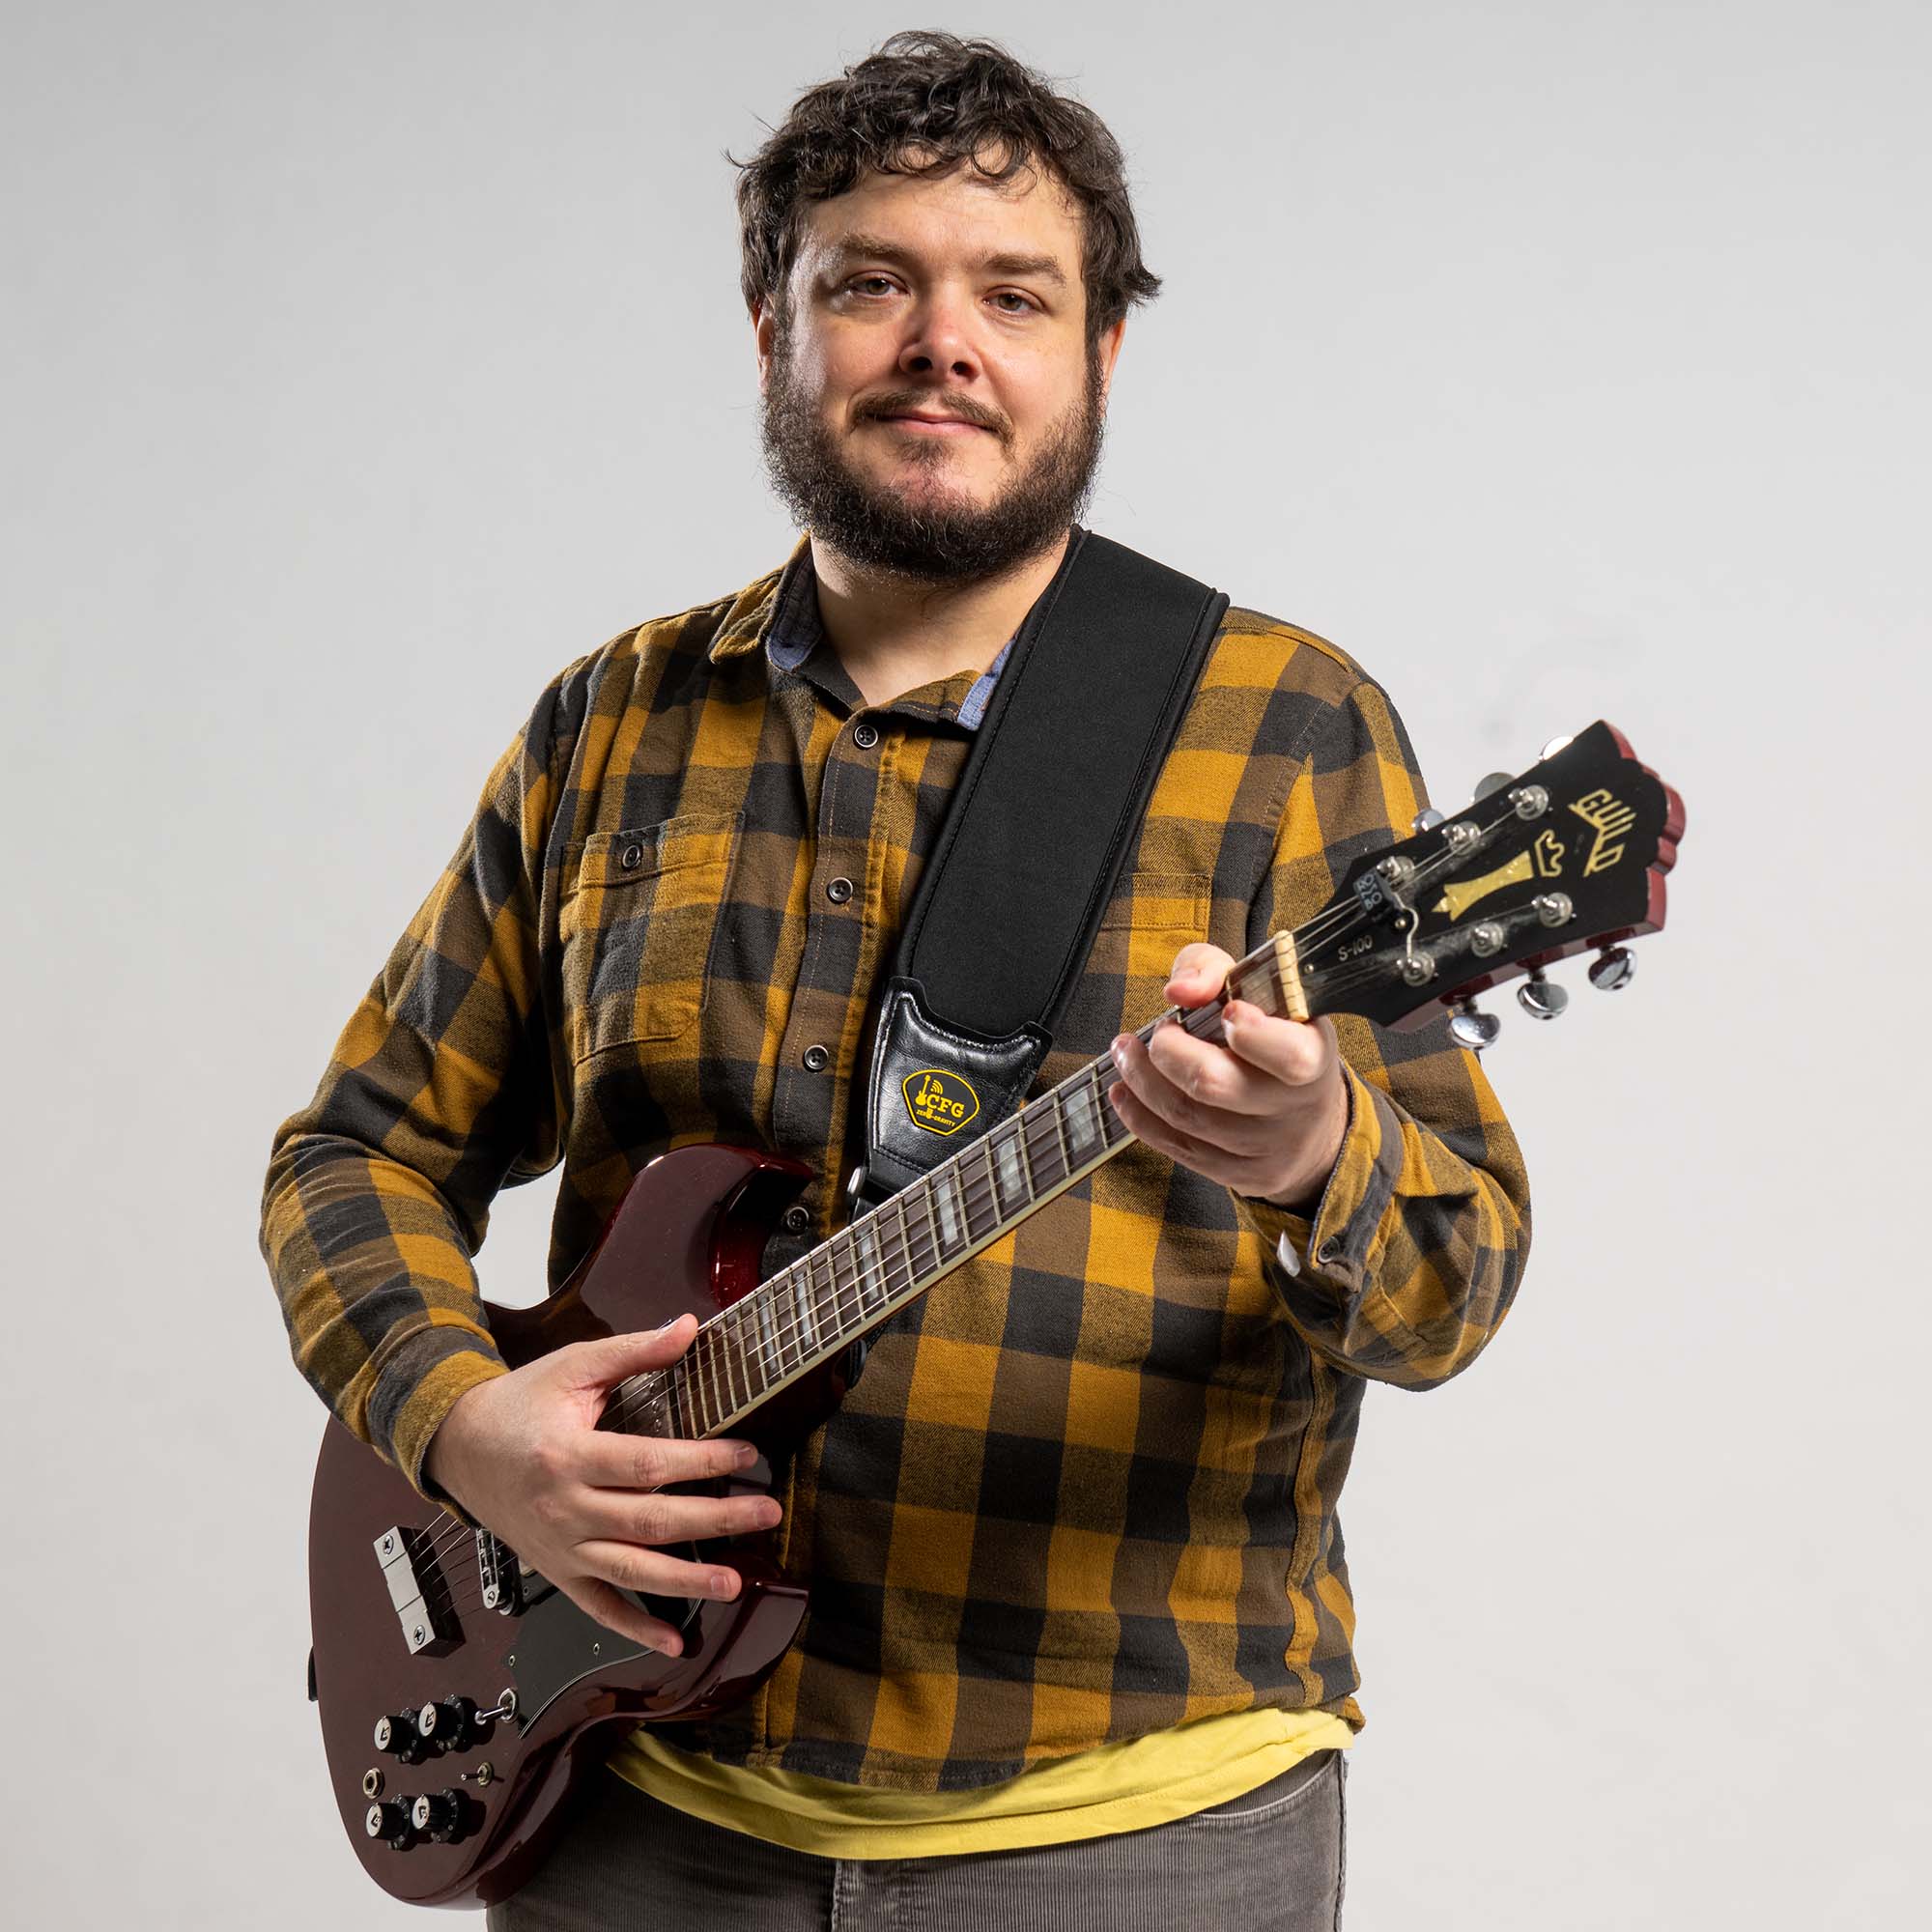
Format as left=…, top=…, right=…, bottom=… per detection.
left=875, top=413, right=989, bottom=435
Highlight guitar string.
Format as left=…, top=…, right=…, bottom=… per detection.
left=413, top=817, right=1537, bottom=1571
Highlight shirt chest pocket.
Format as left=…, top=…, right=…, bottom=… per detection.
left=1088, top=871, right=1213, bottom=1033
left=560, top=810, right=743, bottom=1063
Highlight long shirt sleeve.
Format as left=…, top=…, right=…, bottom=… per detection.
left=259, top=677, right=568, bottom=1498
left=1233, top=676, right=1533, bottom=1389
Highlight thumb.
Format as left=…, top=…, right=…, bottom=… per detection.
left=558, top=1313, right=698, bottom=1392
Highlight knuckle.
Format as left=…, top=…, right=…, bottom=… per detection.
left=634, top=1498, right=674, bottom=1545
left=631, top=1441, right=671, bottom=1491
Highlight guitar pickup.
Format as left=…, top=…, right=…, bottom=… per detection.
left=475, top=1529, right=524, bottom=1615
left=373, top=1526, right=457, bottom=1656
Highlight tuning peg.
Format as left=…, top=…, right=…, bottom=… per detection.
left=1447, top=998, right=1501, bottom=1054
left=1587, top=946, right=1635, bottom=992
left=1539, top=733, right=1574, bottom=761
left=1473, top=772, right=1515, bottom=800
left=1410, top=807, right=1444, bottom=833
left=1516, top=969, right=1569, bottom=1019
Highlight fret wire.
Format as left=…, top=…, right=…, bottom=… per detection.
left=720, top=1306, right=748, bottom=1414
left=1095, top=1061, right=1131, bottom=1147
left=1047, top=1090, right=1074, bottom=1187
left=670, top=1360, right=694, bottom=1439
left=907, top=1181, right=938, bottom=1283
left=1021, top=1099, right=1064, bottom=1193
left=893, top=1193, right=918, bottom=1292
left=702, top=1321, right=728, bottom=1434
left=831, top=1230, right=864, bottom=1333
left=970, top=1143, right=999, bottom=1237
left=784, top=1262, right=815, bottom=1364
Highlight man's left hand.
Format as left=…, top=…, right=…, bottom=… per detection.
left=1107, top=943, right=1349, bottom=1213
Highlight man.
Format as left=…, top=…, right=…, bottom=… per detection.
left=262, top=31, right=1529, bottom=1930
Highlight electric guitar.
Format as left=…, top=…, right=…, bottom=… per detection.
left=306, top=720, right=1684, bottom=1904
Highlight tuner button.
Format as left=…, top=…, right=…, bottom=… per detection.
left=1540, top=733, right=1575, bottom=760
left=1473, top=771, right=1515, bottom=800
left=1447, top=999, right=1501, bottom=1054
left=1516, top=969, right=1569, bottom=1020
left=1588, top=947, right=1636, bottom=992
left=1410, top=807, right=1444, bottom=833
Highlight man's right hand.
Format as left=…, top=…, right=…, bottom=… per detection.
left=423, top=1314, right=782, bottom=1657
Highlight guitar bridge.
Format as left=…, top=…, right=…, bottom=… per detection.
left=373, top=1526, right=458, bottom=1657
left=475, top=1529, right=524, bottom=1615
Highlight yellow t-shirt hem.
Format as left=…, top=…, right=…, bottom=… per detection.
left=604, top=1704, right=1356, bottom=1860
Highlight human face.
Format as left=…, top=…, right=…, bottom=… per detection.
left=755, top=163, right=1125, bottom=582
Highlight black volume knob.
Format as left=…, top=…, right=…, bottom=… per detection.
left=373, top=1712, right=427, bottom=1764
left=409, top=1789, right=467, bottom=1843
left=416, top=1694, right=487, bottom=1753
left=363, top=1798, right=413, bottom=1848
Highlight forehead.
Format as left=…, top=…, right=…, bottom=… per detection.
left=792, top=163, right=1085, bottom=274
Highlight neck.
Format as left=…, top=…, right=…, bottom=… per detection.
left=809, top=528, right=1071, bottom=708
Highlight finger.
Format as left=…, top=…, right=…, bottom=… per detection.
left=1164, top=944, right=1236, bottom=1008
left=576, top=1487, right=784, bottom=1548
left=566, top=1576, right=690, bottom=1657
left=572, top=1429, right=763, bottom=1492
left=1140, top=1019, right=1284, bottom=1120
left=558, top=1315, right=699, bottom=1394
left=1107, top=1080, right=1248, bottom=1187
left=1218, top=1003, right=1336, bottom=1089
left=1113, top=1029, right=1283, bottom=1152
left=576, top=1539, right=749, bottom=1605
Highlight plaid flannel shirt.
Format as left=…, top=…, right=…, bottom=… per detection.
left=260, top=531, right=1531, bottom=1789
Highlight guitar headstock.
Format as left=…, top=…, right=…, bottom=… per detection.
left=1275, top=721, right=1684, bottom=1042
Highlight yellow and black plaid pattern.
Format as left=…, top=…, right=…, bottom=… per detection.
left=260, top=537, right=1530, bottom=1791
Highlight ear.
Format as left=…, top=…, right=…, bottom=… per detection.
left=1095, top=318, right=1126, bottom=405
left=753, top=298, right=777, bottom=394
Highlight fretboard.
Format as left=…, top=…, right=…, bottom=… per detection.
left=605, top=928, right=1306, bottom=1442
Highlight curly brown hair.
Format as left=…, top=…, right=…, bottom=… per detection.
left=733, top=30, right=1161, bottom=345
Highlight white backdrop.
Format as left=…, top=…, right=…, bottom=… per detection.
left=3, top=3, right=1925, bottom=1926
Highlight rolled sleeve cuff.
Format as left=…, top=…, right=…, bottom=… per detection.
left=372, top=1331, right=511, bottom=1519
left=1235, top=1061, right=1405, bottom=1296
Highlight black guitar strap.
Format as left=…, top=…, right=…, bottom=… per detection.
left=857, top=526, right=1229, bottom=1205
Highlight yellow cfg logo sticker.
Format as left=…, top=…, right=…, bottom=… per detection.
left=902, top=1068, right=981, bottom=1136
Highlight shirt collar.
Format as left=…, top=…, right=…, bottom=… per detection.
left=718, top=537, right=1015, bottom=731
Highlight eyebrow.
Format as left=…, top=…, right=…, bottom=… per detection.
left=821, top=232, right=1069, bottom=288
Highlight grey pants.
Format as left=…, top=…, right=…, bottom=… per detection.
left=484, top=1748, right=1346, bottom=1931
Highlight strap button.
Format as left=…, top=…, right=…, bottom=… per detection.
left=803, top=1044, right=830, bottom=1072
left=852, top=721, right=880, bottom=749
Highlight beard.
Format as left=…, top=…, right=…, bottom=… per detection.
left=759, top=322, right=1107, bottom=585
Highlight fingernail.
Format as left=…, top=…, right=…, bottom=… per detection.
left=711, top=1571, right=738, bottom=1598
left=733, top=1443, right=758, bottom=1468
left=759, top=1499, right=783, bottom=1527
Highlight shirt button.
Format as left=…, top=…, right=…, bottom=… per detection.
left=852, top=721, right=880, bottom=750
left=618, top=841, right=644, bottom=870
left=782, top=1205, right=811, bottom=1234
left=803, top=1043, right=830, bottom=1072
left=826, top=876, right=854, bottom=904
left=1317, top=1238, right=1344, bottom=1265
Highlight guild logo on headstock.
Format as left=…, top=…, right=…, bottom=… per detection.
left=902, top=1068, right=981, bottom=1137
left=1435, top=828, right=1566, bottom=921
left=1568, top=788, right=1636, bottom=876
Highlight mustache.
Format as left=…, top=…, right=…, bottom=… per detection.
left=854, top=392, right=1010, bottom=440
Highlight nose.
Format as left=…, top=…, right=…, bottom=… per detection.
left=896, top=285, right=980, bottom=383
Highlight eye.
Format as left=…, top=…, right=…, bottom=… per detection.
left=847, top=274, right=898, bottom=298
left=990, top=291, right=1038, bottom=315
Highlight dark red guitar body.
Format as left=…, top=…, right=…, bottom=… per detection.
left=307, top=1143, right=836, bottom=1907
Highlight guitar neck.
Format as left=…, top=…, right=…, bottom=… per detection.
left=607, top=933, right=1304, bottom=1442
